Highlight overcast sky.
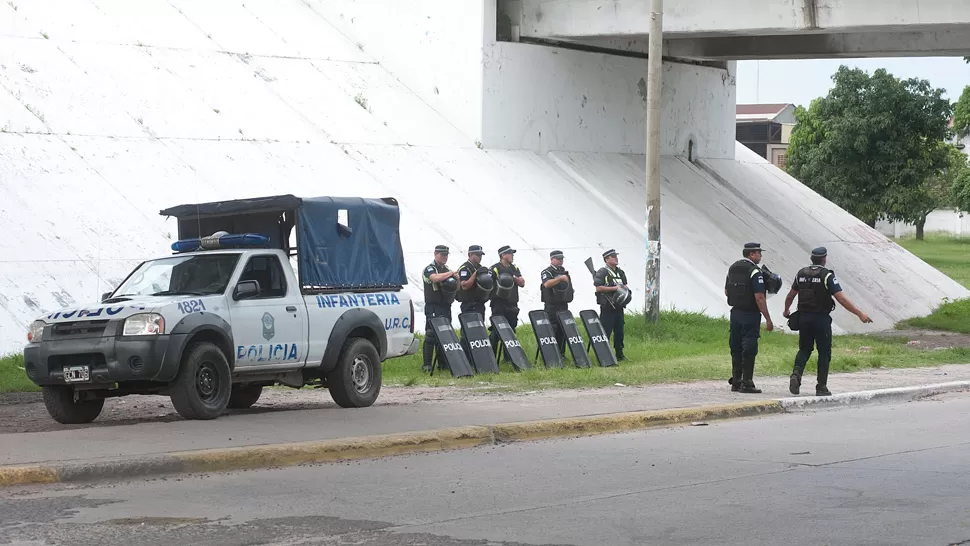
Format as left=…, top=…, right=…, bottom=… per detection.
left=735, top=57, right=970, bottom=108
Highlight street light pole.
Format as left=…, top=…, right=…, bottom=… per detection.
left=644, top=0, right=663, bottom=323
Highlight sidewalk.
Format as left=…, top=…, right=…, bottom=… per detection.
left=3, top=364, right=969, bottom=469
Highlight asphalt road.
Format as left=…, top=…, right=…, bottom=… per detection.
left=2, top=393, right=969, bottom=546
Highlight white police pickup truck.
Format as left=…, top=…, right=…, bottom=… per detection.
left=22, top=195, right=419, bottom=424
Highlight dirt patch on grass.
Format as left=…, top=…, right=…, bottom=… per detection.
left=871, top=328, right=970, bottom=350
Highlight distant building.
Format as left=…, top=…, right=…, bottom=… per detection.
left=736, top=103, right=796, bottom=169
left=947, top=117, right=970, bottom=156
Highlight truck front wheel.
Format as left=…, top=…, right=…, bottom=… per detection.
left=41, top=385, right=105, bottom=424
left=327, top=338, right=382, bottom=408
left=170, top=341, right=231, bottom=420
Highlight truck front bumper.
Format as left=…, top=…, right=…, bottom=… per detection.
left=23, top=330, right=186, bottom=386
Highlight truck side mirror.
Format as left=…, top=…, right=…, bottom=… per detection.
left=101, top=291, right=113, bottom=302
left=234, top=280, right=260, bottom=301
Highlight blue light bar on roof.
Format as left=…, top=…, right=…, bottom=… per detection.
left=172, top=232, right=271, bottom=253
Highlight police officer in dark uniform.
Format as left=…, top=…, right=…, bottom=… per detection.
left=421, top=244, right=458, bottom=373
left=488, top=245, right=524, bottom=362
left=783, top=246, right=872, bottom=396
left=540, top=250, right=572, bottom=356
left=724, top=242, right=774, bottom=393
left=456, top=245, right=489, bottom=317
left=593, top=249, right=628, bottom=361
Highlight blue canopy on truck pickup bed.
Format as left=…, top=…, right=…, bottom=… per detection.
left=159, top=194, right=407, bottom=292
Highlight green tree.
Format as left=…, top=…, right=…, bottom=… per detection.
left=954, top=86, right=970, bottom=139
left=786, top=66, right=954, bottom=237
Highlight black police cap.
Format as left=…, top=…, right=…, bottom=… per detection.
left=550, top=250, right=564, bottom=259
left=467, top=245, right=484, bottom=255
left=434, top=244, right=449, bottom=254
left=498, top=245, right=516, bottom=255
left=602, top=249, right=617, bottom=259
left=812, top=246, right=827, bottom=257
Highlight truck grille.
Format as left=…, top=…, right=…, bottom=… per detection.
left=52, top=320, right=109, bottom=338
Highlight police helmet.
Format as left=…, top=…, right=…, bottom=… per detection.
left=495, top=272, right=514, bottom=298
left=475, top=268, right=494, bottom=291
left=616, top=285, right=633, bottom=306
left=760, top=264, right=783, bottom=295
left=440, top=276, right=458, bottom=293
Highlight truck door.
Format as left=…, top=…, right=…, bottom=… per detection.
left=229, top=253, right=308, bottom=369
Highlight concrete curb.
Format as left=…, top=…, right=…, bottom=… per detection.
left=777, top=380, right=970, bottom=410
left=0, top=401, right=778, bottom=487
left=1, top=382, right=967, bottom=488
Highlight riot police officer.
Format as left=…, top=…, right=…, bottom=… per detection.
left=593, top=249, right=628, bottom=361
left=541, top=250, right=573, bottom=356
left=422, top=244, right=458, bottom=372
left=783, top=246, right=872, bottom=396
left=724, top=242, right=773, bottom=393
left=456, top=244, right=492, bottom=357
left=488, top=245, right=524, bottom=362
left=456, top=245, right=491, bottom=317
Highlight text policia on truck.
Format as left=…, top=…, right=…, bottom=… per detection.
left=22, top=195, right=418, bottom=425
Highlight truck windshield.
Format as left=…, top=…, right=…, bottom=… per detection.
left=112, top=253, right=242, bottom=298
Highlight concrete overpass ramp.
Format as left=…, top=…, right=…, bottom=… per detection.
left=512, top=0, right=970, bottom=59
left=0, top=0, right=967, bottom=353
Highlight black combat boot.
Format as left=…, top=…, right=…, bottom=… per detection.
left=739, top=380, right=762, bottom=394
left=816, top=384, right=831, bottom=396
left=789, top=364, right=805, bottom=395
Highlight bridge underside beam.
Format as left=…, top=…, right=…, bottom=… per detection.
left=662, top=30, right=970, bottom=61
left=517, top=0, right=970, bottom=39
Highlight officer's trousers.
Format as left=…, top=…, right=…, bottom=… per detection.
left=792, top=312, right=833, bottom=386
left=729, top=308, right=762, bottom=383
left=545, top=304, right=568, bottom=356
left=489, top=300, right=519, bottom=362
left=599, top=305, right=625, bottom=356
left=423, top=303, right=452, bottom=371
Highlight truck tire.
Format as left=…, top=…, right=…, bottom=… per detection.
left=327, top=337, right=382, bottom=408
left=227, top=384, right=263, bottom=409
left=41, top=385, right=104, bottom=424
left=170, top=341, right=231, bottom=420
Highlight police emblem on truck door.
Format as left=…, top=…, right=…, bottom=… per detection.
left=262, top=312, right=275, bottom=341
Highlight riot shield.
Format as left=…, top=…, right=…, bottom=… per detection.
left=556, top=310, right=591, bottom=368
left=528, top=310, right=564, bottom=368
left=578, top=309, right=618, bottom=367
left=459, top=312, right=499, bottom=374
left=488, top=315, right=531, bottom=371
left=429, top=316, right=475, bottom=378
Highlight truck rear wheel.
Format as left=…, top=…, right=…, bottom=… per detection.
left=170, top=341, right=231, bottom=420
left=227, top=384, right=263, bottom=409
left=327, top=337, right=382, bottom=408
left=41, top=385, right=104, bottom=424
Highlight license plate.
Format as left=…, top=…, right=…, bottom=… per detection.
left=63, top=365, right=90, bottom=383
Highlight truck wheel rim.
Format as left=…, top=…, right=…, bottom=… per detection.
left=197, top=362, right=218, bottom=401
left=351, top=355, right=372, bottom=394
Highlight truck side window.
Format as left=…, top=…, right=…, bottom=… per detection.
left=238, top=255, right=288, bottom=299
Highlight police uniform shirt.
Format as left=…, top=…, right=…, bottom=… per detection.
left=490, top=262, right=522, bottom=303
left=593, top=265, right=627, bottom=288
left=423, top=261, right=451, bottom=304
left=540, top=265, right=565, bottom=286
left=458, top=261, right=477, bottom=285
left=791, top=266, right=842, bottom=312
left=724, top=259, right=767, bottom=296
left=541, top=265, right=567, bottom=305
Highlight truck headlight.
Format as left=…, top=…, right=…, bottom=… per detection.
left=27, top=320, right=45, bottom=343
left=123, top=313, right=166, bottom=336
